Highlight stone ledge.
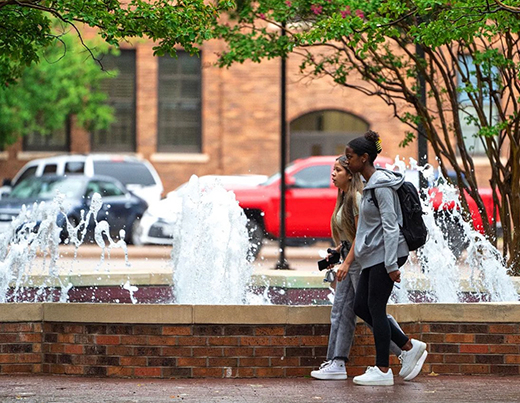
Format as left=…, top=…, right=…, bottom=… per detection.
left=0, top=303, right=42, bottom=322
left=392, top=302, right=520, bottom=323
left=1, top=302, right=520, bottom=324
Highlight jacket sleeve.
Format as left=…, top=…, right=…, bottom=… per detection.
left=373, top=187, right=400, bottom=273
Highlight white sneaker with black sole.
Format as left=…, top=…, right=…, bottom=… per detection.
left=353, top=366, right=394, bottom=386
left=310, top=359, right=347, bottom=380
left=399, top=339, right=428, bottom=381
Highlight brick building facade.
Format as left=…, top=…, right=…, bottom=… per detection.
left=0, top=38, right=490, bottom=194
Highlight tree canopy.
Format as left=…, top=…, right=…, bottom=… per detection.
left=0, top=30, right=114, bottom=146
left=0, top=0, right=231, bottom=148
left=0, top=0, right=231, bottom=85
left=215, top=0, right=520, bottom=271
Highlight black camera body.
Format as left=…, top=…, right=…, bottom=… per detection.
left=317, top=248, right=341, bottom=271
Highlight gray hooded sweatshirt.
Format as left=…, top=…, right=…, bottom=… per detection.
left=354, top=168, right=409, bottom=273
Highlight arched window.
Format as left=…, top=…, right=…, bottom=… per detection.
left=290, top=110, right=369, bottom=161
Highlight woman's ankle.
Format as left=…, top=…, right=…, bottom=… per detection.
left=401, top=339, right=413, bottom=351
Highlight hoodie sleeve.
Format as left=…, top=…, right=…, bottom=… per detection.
left=373, top=186, right=400, bottom=273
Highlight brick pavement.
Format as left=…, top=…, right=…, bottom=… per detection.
left=1, top=375, right=519, bottom=403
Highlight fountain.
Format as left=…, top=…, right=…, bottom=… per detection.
left=387, top=159, right=518, bottom=304
left=170, top=175, right=268, bottom=305
left=1, top=170, right=520, bottom=379
left=0, top=175, right=269, bottom=305
left=0, top=167, right=518, bottom=304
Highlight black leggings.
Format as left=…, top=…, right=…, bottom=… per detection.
left=353, top=256, right=409, bottom=367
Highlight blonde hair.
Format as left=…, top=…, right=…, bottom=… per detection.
left=331, top=156, right=364, bottom=244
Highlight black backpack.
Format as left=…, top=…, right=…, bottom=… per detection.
left=371, top=182, right=428, bottom=251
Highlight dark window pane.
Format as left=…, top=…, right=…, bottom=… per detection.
left=92, top=50, right=136, bottom=152
left=293, top=166, right=331, bottom=188
left=23, top=120, right=70, bottom=152
left=98, top=180, right=126, bottom=197
left=290, top=110, right=369, bottom=161
left=43, top=164, right=57, bottom=174
left=457, top=54, right=499, bottom=156
left=157, top=51, right=202, bottom=153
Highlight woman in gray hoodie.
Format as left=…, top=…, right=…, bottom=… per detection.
left=344, top=130, right=428, bottom=386
left=311, top=156, right=404, bottom=381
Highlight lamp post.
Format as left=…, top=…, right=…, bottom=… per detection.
left=416, top=44, right=428, bottom=187
left=275, top=21, right=290, bottom=270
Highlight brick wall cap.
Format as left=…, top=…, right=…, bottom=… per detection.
left=0, top=303, right=42, bottom=322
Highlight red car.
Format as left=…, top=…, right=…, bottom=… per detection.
left=229, top=156, right=498, bottom=258
left=229, top=156, right=392, bottom=256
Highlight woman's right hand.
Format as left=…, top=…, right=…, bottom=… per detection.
left=389, top=269, right=401, bottom=283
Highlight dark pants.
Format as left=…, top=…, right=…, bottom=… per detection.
left=353, top=256, right=409, bottom=367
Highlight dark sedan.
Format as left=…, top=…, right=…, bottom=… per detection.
left=0, top=175, right=148, bottom=244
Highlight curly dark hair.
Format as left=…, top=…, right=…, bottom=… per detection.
left=347, top=130, right=382, bottom=163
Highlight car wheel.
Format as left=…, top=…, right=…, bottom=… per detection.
left=60, top=216, right=79, bottom=243
left=246, top=218, right=264, bottom=260
left=126, top=217, right=143, bottom=245
left=285, top=238, right=317, bottom=247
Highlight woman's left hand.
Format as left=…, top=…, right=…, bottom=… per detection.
left=389, top=269, right=401, bottom=283
left=336, top=261, right=350, bottom=282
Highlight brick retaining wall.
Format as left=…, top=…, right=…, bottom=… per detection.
left=0, top=322, right=42, bottom=375
left=1, top=303, right=519, bottom=378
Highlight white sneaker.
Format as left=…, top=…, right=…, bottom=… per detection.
left=353, top=366, right=394, bottom=386
left=310, top=359, right=347, bottom=380
left=399, top=339, right=428, bottom=381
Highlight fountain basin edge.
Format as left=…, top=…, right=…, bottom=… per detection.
left=1, top=302, right=520, bottom=378
left=6, top=272, right=520, bottom=304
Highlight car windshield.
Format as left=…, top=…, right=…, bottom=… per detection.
left=262, top=161, right=296, bottom=186
left=9, top=177, right=84, bottom=199
left=93, top=161, right=156, bottom=186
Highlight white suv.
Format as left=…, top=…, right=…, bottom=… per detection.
left=0, top=154, right=163, bottom=206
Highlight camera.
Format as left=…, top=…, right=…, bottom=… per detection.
left=317, top=248, right=341, bottom=271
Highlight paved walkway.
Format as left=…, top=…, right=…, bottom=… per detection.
left=1, top=375, right=519, bottom=403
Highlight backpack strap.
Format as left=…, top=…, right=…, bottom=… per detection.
left=371, top=186, right=404, bottom=235
left=370, top=188, right=379, bottom=209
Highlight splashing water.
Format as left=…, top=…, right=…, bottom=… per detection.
left=0, top=192, right=130, bottom=303
left=387, top=157, right=518, bottom=303
left=0, top=166, right=516, bottom=305
left=171, top=175, right=269, bottom=304
left=0, top=198, right=63, bottom=303
left=0, top=176, right=269, bottom=305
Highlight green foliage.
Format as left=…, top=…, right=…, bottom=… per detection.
left=0, top=0, right=228, bottom=85
left=0, top=0, right=230, bottom=147
left=0, top=31, right=114, bottom=146
left=0, top=6, right=52, bottom=86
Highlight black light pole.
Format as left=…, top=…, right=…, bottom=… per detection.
left=275, top=21, right=290, bottom=270
left=416, top=44, right=428, bottom=188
